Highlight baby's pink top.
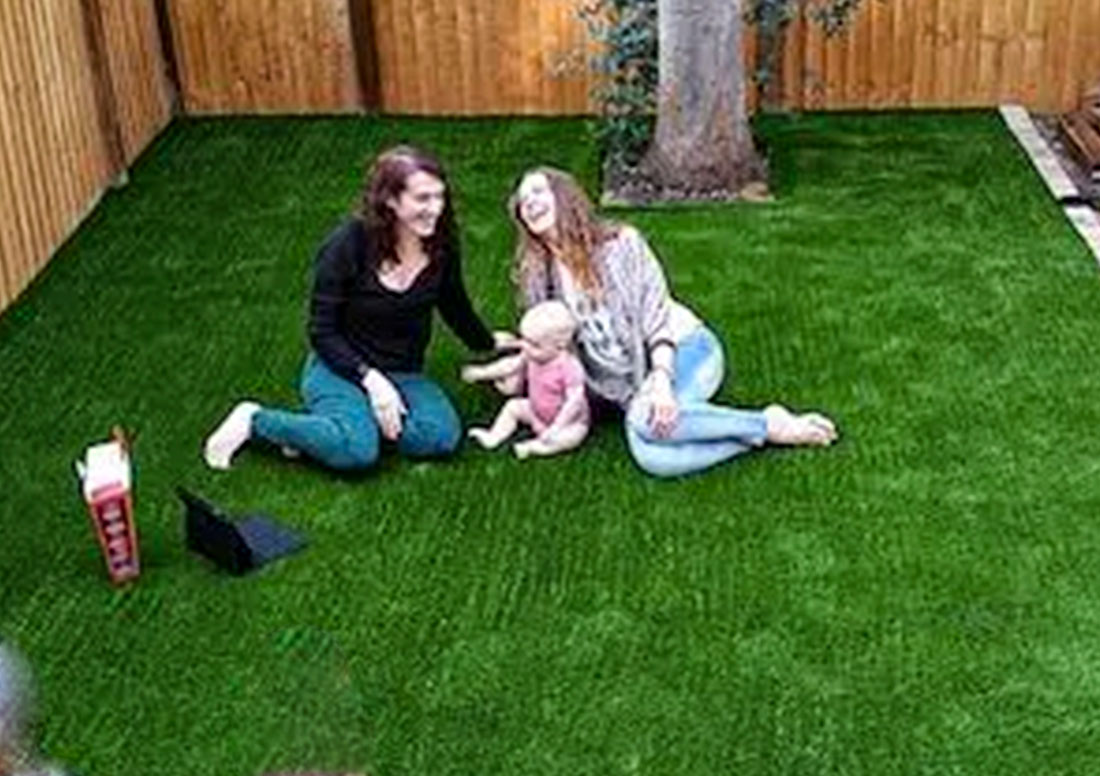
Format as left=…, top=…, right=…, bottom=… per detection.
left=527, top=352, right=588, bottom=433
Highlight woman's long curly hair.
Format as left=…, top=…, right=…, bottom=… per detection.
left=509, top=168, right=619, bottom=302
left=357, top=145, right=457, bottom=269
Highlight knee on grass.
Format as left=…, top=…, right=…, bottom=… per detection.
left=399, top=413, right=462, bottom=459
left=626, top=438, right=686, bottom=478
left=326, top=430, right=380, bottom=471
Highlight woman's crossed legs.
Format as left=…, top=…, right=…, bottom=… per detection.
left=625, top=327, right=836, bottom=478
left=205, top=354, right=461, bottom=471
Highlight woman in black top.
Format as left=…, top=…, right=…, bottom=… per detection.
left=204, top=146, right=506, bottom=471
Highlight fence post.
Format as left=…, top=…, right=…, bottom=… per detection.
left=78, top=0, right=127, bottom=185
left=153, top=0, right=183, bottom=115
left=348, top=0, right=381, bottom=110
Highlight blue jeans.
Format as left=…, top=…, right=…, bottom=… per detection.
left=625, top=327, right=767, bottom=478
left=251, top=353, right=462, bottom=471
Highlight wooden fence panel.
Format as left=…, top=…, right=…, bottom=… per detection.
left=169, top=0, right=361, bottom=113
left=160, top=0, right=1100, bottom=116
left=780, top=0, right=1100, bottom=112
left=0, top=0, right=171, bottom=312
left=315, top=0, right=596, bottom=115
left=0, top=0, right=108, bottom=310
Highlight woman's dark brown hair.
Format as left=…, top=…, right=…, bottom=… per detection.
left=358, top=145, right=457, bottom=268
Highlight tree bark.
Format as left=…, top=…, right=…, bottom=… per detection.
left=640, top=0, right=765, bottom=198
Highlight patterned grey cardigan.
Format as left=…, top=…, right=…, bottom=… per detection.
left=520, top=226, right=679, bottom=406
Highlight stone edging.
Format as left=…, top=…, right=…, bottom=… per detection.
left=999, top=104, right=1100, bottom=265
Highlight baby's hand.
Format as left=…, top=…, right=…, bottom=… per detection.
left=461, top=365, right=482, bottom=383
left=493, top=330, right=520, bottom=350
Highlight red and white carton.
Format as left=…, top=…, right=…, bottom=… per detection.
left=75, top=438, right=140, bottom=584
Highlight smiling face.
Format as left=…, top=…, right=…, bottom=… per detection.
left=388, top=170, right=447, bottom=239
left=515, top=172, right=558, bottom=237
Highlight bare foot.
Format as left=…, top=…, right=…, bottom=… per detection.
left=513, top=441, right=533, bottom=459
left=468, top=427, right=502, bottom=449
left=802, top=411, right=838, bottom=443
left=204, top=401, right=260, bottom=469
left=763, top=404, right=837, bottom=446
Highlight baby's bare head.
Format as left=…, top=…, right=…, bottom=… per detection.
left=0, top=642, right=36, bottom=762
left=519, top=301, right=576, bottom=350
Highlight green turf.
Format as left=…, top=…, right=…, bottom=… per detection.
left=3, top=111, right=1100, bottom=775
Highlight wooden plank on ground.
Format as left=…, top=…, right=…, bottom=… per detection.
left=1000, top=104, right=1079, bottom=201
left=1059, top=112, right=1100, bottom=173
left=1064, top=205, right=1100, bottom=268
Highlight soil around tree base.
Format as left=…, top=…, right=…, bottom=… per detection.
left=600, top=156, right=773, bottom=207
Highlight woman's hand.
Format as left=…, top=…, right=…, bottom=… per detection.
left=646, top=369, right=679, bottom=438
left=493, top=330, right=521, bottom=351
left=362, top=369, right=407, bottom=440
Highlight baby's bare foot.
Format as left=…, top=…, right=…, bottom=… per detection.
left=513, top=441, right=533, bottom=459
left=468, top=427, right=501, bottom=449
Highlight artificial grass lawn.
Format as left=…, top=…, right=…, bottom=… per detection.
left=2, top=111, right=1100, bottom=775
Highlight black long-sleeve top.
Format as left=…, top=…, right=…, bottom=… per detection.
left=308, top=219, right=494, bottom=382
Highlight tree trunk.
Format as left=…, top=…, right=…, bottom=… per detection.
left=640, top=0, right=766, bottom=199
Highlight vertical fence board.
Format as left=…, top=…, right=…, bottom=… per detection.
left=0, top=1, right=29, bottom=306
left=11, top=2, right=51, bottom=277
left=1022, top=0, right=1045, bottom=107
left=1065, top=0, right=1099, bottom=107
left=778, top=11, right=802, bottom=110
left=1042, top=0, right=1068, bottom=111
left=959, top=0, right=981, bottom=105
left=801, top=11, right=825, bottom=110
left=977, top=0, right=1003, bottom=105
left=451, top=0, right=474, bottom=114
left=822, top=16, right=845, bottom=107
left=868, top=0, right=890, bottom=107
left=894, top=0, right=916, bottom=105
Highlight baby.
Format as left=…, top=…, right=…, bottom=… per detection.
left=462, top=300, right=589, bottom=459
left=0, top=642, right=70, bottom=776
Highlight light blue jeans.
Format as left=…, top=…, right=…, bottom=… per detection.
left=625, top=326, right=767, bottom=478
left=251, top=353, right=462, bottom=471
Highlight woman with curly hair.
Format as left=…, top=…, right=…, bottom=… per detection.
left=504, top=167, right=837, bottom=478
left=204, top=146, right=508, bottom=472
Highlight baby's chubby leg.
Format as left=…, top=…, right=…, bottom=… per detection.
left=514, top=420, right=589, bottom=460
left=468, top=398, right=534, bottom=449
